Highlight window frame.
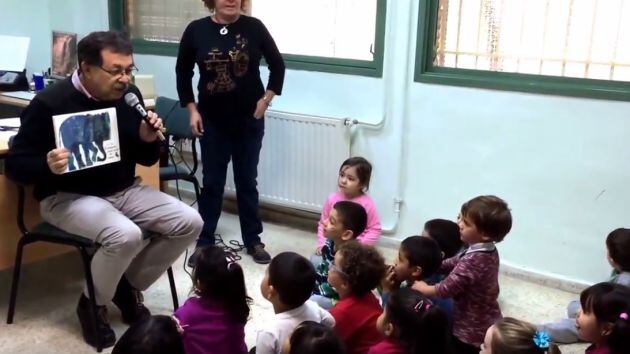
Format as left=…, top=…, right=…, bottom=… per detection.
left=414, top=0, right=630, bottom=101
left=108, top=0, right=387, bottom=77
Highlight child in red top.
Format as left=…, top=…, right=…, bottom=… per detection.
left=328, top=242, right=386, bottom=354
left=370, top=287, right=453, bottom=354
left=413, top=195, right=512, bottom=354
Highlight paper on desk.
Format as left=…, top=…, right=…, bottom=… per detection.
left=0, top=35, right=30, bottom=72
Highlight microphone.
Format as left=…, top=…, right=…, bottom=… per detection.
left=124, top=92, right=166, bottom=141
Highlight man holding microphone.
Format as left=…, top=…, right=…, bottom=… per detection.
left=6, top=31, right=202, bottom=349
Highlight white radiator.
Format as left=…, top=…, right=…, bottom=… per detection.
left=225, top=110, right=351, bottom=213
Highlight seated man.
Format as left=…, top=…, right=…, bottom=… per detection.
left=5, top=31, right=202, bottom=349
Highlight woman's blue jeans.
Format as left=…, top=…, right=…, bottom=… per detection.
left=196, top=117, right=264, bottom=250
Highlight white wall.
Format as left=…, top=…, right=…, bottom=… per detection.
left=0, top=0, right=109, bottom=77
left=2, top=0, right=626, bottom=285
left=1, top=0, right=51, bottom=75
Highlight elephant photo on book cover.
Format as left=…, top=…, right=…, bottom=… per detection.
left=58, top=112, right=112, bottom=171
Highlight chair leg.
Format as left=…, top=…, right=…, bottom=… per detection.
left=79, top=247, right=103, bottom=353
left=191, top=178, right=201, bottom=203
left=6, top=238, right=26, bottom=324
left=167, top=267, right=179, bottom=310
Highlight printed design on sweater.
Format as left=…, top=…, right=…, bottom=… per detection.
left=203, top=34, right=250, bottom=94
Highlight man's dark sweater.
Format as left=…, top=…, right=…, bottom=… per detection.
left=5, top=78, right=160, bottom=201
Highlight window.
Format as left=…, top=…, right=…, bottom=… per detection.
left=415, top=0, right=630, bottom=100
left=253, top=0, right=376, bottom=61
left=108, top=0, right=387, bottom=77
left=124, top=0, right=206, bottom=43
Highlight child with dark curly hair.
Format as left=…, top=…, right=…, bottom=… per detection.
left=328, top=241, right=387, bottom=354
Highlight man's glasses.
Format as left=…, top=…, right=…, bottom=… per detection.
left=98, top=65, right=139, bottom=78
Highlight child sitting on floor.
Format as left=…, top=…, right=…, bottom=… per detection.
left=282, top=321, right=346, bottom=354
left=173, top=245, right=250, bottom=354
left=540, top=228, right=630, bottom=343
left=112, top=315, right=185, bottom=354
left=329, top=241, right=387, bottom=354
left=311, top=200, right=367, bottom=309
left=317, top=156, right=381, bottom=253
left=481, top=317, right=561, bottom=354
left=421, top=218, right=464, bottom=260
left=380, top=236, right=453, bottom=327
left=257, top=252, right=335, bottom=354
left=575, top=282, right=630, bottom=354
left=370, top=287, right=453, bottom=354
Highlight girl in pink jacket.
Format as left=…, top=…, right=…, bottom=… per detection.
left=317, top=157, right=381, bottom=253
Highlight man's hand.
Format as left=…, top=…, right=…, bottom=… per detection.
left=139, top=110, right=163, bottom=142
left=47, top=148, right=70, bottom=175
left=315, top=245, right=324, bottom=256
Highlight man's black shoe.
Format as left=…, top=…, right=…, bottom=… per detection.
left=76, top=294, right=116, bottom=348
left=112, top=276, right=150, bottom=325
left=247, top=244, right=271, bottom=264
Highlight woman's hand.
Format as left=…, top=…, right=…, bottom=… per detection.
left=254, top=91, right=275, bottom=119
left=188, top=105, right=204, bottom=137
left=253, top=98, right=269, bottom=119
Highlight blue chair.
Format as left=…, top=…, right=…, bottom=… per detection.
left=155, top=96, right=201, bottom=202
left=6, top=184, right=180, bottom=352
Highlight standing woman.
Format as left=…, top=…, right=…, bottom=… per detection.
left=176, top=0, right=285, bottom=265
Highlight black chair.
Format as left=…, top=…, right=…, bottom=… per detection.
left=155, top=96, right=201, bottom=202
left=6, top=184, right=180, bottom=352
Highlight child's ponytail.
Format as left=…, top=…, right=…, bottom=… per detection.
left=609, top=310, right=630, bottom=354
left=192, top=246, right=252, bottom=324
left=386, top=288, right=453, bottom=354
left=224, top=260, right=251, bottom=324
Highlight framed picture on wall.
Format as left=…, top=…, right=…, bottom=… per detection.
left=51, top=31, right=78, bottom=79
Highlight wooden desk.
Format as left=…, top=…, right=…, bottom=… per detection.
left=0, top=117, right=20, bottom=156
left=0, top=93, right=31, bottom=108
left=0, top=116, right=159, bottom=270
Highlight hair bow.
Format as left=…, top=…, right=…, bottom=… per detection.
left=533, top=331, right=550, bottom=349
left=413, top=299, right=432, bottom=313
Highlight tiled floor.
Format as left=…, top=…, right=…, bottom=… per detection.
left=0, top=211, right=587, bottom=353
